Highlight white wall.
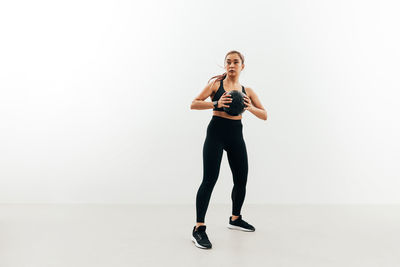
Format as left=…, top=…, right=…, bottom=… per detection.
left=0, top=0, right=399, bottom=204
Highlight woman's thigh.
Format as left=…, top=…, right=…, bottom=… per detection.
left=202, top=132, right=224, bottom=181
left=226, top=135, right=248, bottom=181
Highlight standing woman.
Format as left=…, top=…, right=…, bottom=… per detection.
left=190, top=50, right=267, bottom=249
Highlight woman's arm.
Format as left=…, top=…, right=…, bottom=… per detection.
left=244, top=87, right=267, bottom=121
left=191, top=100, right=215, bottom=110
left=190, top=80, right=216, bottom=110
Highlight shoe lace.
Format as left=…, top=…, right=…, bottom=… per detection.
left=242, top=221, right=251, bottom=227
left=237, top=218, right=251, bottom=227
left=196, top=231, right=210, bottom=241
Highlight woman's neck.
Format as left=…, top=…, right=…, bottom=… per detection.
left=224, top=75, right=240, bottom=87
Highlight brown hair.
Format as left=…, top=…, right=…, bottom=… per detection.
left=207, top=50, right=245, bottom=86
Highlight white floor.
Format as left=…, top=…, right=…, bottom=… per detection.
left=0, top=204, right=399, bottom=267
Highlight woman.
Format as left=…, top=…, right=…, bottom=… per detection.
left=190, top=50, right=267, bottom=249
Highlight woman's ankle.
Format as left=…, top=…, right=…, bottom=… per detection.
left=195, top=223, right=205, bottom=229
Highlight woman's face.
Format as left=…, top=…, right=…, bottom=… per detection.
left=225, top=53, right=244, bottom=76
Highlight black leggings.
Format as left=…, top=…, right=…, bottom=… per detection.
left=196, top=115, right=248, bottom=223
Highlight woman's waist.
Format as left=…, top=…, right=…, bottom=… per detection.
left=209, top=115, right=243, bottom=130
left=212, top=111, right=242, bottom=121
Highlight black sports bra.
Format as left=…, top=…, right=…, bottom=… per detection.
left=212, top=78, right=247, bottom=111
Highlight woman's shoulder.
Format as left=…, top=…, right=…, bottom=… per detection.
left=208, top=78, right=223, bottom=93
left=244, top=86, right=253, bottom=96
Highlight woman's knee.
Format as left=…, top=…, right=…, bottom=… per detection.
left=201, top=177, right=218, bottom=188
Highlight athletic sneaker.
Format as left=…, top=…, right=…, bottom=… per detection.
left=191, top=225, right=212, bottom=249
left=228, top=215, right=256, bottom=232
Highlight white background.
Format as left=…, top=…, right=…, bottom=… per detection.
left=0, top=0, right=399, bottom=204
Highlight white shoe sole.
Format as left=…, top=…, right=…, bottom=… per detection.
left=227, top=224, right=255, bottom=232
left=191, top=235, right=212, bottom=249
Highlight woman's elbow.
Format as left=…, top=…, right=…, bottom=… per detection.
left=190, top=100, right=197, bottom=110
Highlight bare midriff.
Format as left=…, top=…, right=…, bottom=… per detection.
left=212, top=110, right=243, bottom=120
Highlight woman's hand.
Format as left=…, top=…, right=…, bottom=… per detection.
left=218, top=92, right=232, bottom=108
left=243, top=94, right=253, bottom=111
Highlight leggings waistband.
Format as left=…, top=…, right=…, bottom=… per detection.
left=211, top=115, right=242, bottom=125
